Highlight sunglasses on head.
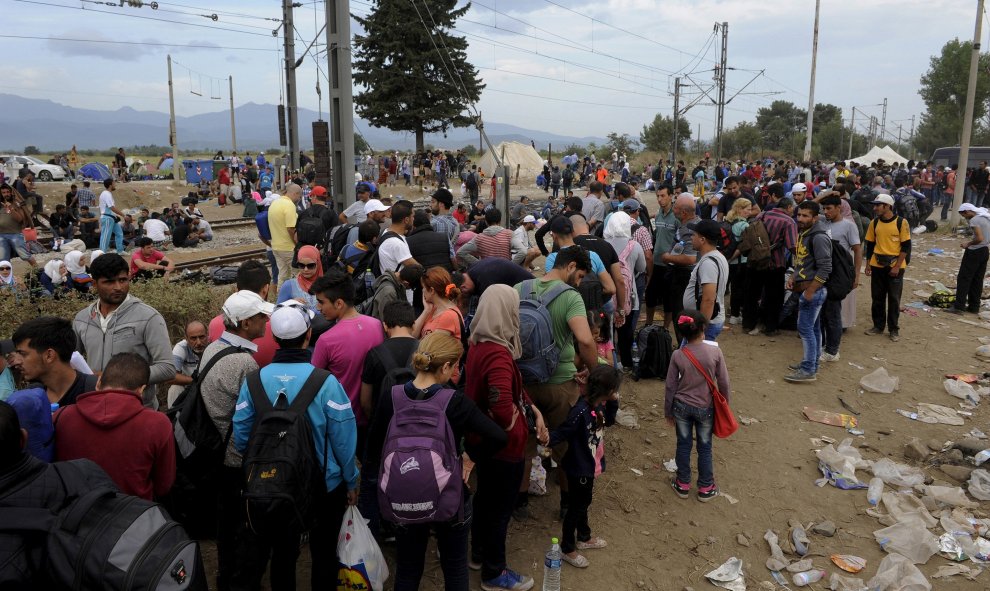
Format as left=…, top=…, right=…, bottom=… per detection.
left=299, top=262, right=318, bottom=270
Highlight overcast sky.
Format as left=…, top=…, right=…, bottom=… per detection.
left=3, top=0, right=979, bottom=144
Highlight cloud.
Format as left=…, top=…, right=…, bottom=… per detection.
left=45, top=32, right=160, bottom=61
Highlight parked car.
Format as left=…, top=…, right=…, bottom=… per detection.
left=0, top=155, right=67, bottom=181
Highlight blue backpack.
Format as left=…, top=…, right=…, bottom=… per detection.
left=517, top=279, right=574, bottom=383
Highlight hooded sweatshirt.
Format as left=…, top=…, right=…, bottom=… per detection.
left=54, top=388, right=175, bottom=500
left=72, top=295, right=175, bottom=407
left=357, top=271, right=405, bottom=322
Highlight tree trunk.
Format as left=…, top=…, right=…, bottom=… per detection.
left=416, top=127, right=425, bottom=154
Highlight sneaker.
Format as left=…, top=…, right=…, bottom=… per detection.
left=481, top=569, right=535, bottom=591
left=697, top=484, right=719, bottom=502
left=671, top=477, right=690, bottom=499
left=784, top=370, right=817, bottom=383
left=747, top=326, right=763, bottom=336
left=864, top=327, right=883, bottom=336
left=889, top=331, right=900, bottom=342
left=469, top=557, right=482, bottom=571
left=821, top=351, right=840, bottom=362
left=788, top=362, right=803, bottom=371
left=728, top=316, right=742, bottom=325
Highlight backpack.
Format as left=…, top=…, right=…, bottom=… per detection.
left=254, top=210, right=271, bottom=241
left=738, top=218, right=773, bottom=271
left=927, top=290, right=955, bottom=309
left=296, top=206, right=328, bottom=248
left=242, top=368, right=329, bottom=537
left=375, top=344, right=419, bottom=411
left=210, top=266, right=239, bottom=285
left=577, top=272, right=606, bottom=313
left=563, top=167, right=574, bottom=183
left=465, top=172, right=478, bottom=190
left=894, top=188, right=920, bottom=226
left=809, top=231, right=855, bottom=302
left=326, top=223, right=356, bottom=265
left=378, top=386, right=463, bottom=525
left=868, top=216, right=912, bottom=265
left=615, top=241, right=636, bottom=314
left=345, top=249, right=378, bottom=303
left=635, top=325, right=674, bottom=379
left=168, top=347, right=248, bottom=483
left=0, top=461, right=207, bottom=591
left=551, top=170, right=562, bottom=185
left=712, top=220, right=739, bottom=259
left=517, top=279, right=574, bottom=383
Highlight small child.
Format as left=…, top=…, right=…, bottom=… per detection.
left=589, top=312, right=613, bottom=366
left=665, top=311, right=732, bottom=502
left=549, top=364, right=621, bottom=568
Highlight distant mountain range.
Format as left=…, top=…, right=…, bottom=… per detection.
left=0, top=94, right=606, bottom=152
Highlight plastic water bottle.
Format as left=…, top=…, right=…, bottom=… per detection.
left=867, top=477, right=884, bottom=506
left=792, top=570, right=826, bottom=587
left=631, top=341, right=641, bottom=381
left=542, top=537, right=561, bottom=591
left=363, top=268, right=375, bottom=294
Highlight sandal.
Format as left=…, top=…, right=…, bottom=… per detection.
left=576, top=537, right=608, bottom=550
left=562, top=553, right=589, bottom=568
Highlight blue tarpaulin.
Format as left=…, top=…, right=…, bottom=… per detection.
left=78, top=162, right=111, bottom=182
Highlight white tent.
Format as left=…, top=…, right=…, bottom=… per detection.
left=850, top=145, right=908, bottom=165
left=477, top=141, right=545, bottom=184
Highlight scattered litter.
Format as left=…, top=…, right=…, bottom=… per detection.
left=764, top=530, right=789, bottom=572
left=830, top=554, right=866, bottom=573
left=859, top=367, right=899, bottom=393
left=923, top=485, right=977, bottom=509
left=528, top=456, right=547, bottom=495
left=722, top=492, right=739, bottom=505
left=915, top=403, right=966, bottom=426
left=847, top=361, right=865, bottom=370
left=838, top=397, right=860, bottom=415
left=977, top=345, right=990, bottom=359
left=931, top=564, right=976, bottom=579
left=785, top=558, right=813, bottom=572
left=871, top=458, right=926, bottom=487
left=804, top=407, right=858, bottom=429
left=969, top=469, right=990, bottom=501
left=895, top=409, right=930, bottom=423
left=738, top=416, right=759, bottom=425
left=829, top=572, right=867, bottom=591
left=867, top=553, right=931, bottom=590
left=928, top=248, right=944, bottom=255
left=874, top=521, right=939, bottom=564
left=975, top=450, right=990, bottom=466
left=769, top=570, right=789, bottom=587
left=969, top=428, right=988, bottom=440
left=789, top=519, right=810, bottom=557
left=938, top=533, right=966, bottom=561
left=614, top=408, right=639, bottom=429
left=705, top=557, right=746, bottom=591
left=662, top=459, right=677, bottom=473
left=946, top=373, right=981, bottom=383
left=945, top=379, right=981, bottom=405
left=815, top=439, right=869, bottom=489
left=904, top=301, right=930, bottom=310
left=847, top=428, right=865, bottom=436
left=629, top=468, right=643, bottom=476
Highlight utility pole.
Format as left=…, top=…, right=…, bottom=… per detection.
left=479, top=111, right=483, bottom=154
left=803, top=0, right=821, bottom=162
left=325, top=0, right=356, bottom=209
left=952, top=0, right=984, bottom=226
left=167, top=55, right=184, bottom=182
left=228, top=75, right=237, bottom=153
left=880, top=97, right=887, bottom=145
left=672, top=77, right=681, bottom=165
left=897, top=124, right=903, bottom=147
left=283, top=0, right=300, bottom=171
left=909, top=115, right=915, bottom=154
left=714, top=22, right=728, bottom=160
left=848, top=107, right=856, bottom=160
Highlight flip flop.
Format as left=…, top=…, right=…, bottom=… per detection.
left=576, top=538, right=608, bottom=550
left=562, top=553, right=589, bottom=568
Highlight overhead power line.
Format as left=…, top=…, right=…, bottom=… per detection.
left=0, top=33, right=277, bottom=52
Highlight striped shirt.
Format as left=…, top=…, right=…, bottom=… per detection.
left=759, top=208, right=798, bottom=270
left=632, top=225, right=652, bottom=256
left=75, top=188, right=96, bottom=208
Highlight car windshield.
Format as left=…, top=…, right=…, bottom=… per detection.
left=24, top=156, right=45, bottom=165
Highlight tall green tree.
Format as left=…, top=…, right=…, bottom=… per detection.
left=604, top=132, right=639, bottom=158
left=914, top=39, right=990, bottom=156
left=720, top=122, right=761, bottom=160
left=352, top=0, right=484, bottom=153
left=639, top=114, right=691, bottom=153
left=756, top=100, right=807, bottom=151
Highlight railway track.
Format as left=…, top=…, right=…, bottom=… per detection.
left=37, top=216, right=256, bottom=239
left=173, top=247, right=269, bottom=271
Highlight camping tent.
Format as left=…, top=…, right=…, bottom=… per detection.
left=158, top=158, right=174, bottom=171
left=78, top=162, right=111, bottom=182
left=128, top=160, right=150, bottom=179
left=850, top=145, right=908, bottom=166
left=477, top=141, right=545, bottom=185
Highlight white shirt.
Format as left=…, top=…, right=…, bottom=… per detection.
left=99, top=190, right=115, bottom=217
left=343, top=200, right=367, bottom=224
left=377, top=233, right=412, bottom=275
left=143, top=218, right=170, bottom=242
left=511, top=225, right=531, bottom=257
left=198, top=219, right=213, bottom=239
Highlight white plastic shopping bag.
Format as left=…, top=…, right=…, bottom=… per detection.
left=337, top=506, right=389, bottom=591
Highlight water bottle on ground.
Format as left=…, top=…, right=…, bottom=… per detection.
left=542, top=537, right=561, bottom=591
left=631, top=341, right=640, bottom=381
left=792, top=569, right=825, bottom=586
left=363, top=268, right=375, bottom=294
left=867, top=477, right=884, bottom=506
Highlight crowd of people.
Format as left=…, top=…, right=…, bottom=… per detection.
left=1, top=148, right=989, bottom=591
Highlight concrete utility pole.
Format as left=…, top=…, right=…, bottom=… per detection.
left=880, top=97, right=887, bottom=144
left=672, top=77, right=681, bottom=165
left=803, top=0, right=821, bottom=162
left=283, top=0, right=300, bottom=171
left=848, top=107, right=856, bottom=160
left=325, top=0, right=356, bottom=210
left=951, top=0, right=984, bottom=226
left=714, top=22, right=728, bottom=160
left=167, top=55, right=184, bottom=182
left=229, top=75, right=237, bottom=153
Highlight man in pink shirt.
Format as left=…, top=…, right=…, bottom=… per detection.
left=310, top=268, right=384, bottom=452
left=207, top=261, right=278, bottom=367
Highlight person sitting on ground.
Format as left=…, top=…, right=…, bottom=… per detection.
left=457, top=209, right=513, bottom=266
left=129, top=237, right=174, bottom=280
left=511, top=215, right=541, bottom=269
left=0, top=260, right=26, bottom=295
left=77, top=205, right=100, bottom=248
left=142, top=212, right=171, bottom=246
left=171, top=217, right=202, bottom=248
left=54, top=353, right=175, bottom=501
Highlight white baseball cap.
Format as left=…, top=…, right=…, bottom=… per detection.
left=222, top=290, right=275, bottom=324
left=959, top=202, right=979, bottom=213
left=270, top=301, right=314, bottom=339
left=363, top=199, right=390, bottom=214
left=871, top=194, right=895, bottom=207
left=791, top=183, right=807, bottom=193
left=522, top=215, right=536, bottom=224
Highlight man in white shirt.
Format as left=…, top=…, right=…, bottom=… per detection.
left=376, top=200, right=419, bottom=276
left=193, top=218, right=213, bottom=241
left=142, top=214, right=171, bottom=245
left=98, top=178, right=125, bottom=253
left=339, top=183, right=372, bottom=225
left=511, top=214, right=540, bottom=268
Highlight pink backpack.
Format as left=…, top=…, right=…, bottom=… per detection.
left=614, top=240, right=635, bottom=314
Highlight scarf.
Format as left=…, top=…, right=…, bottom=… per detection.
left=604, top=211, right=632, bottom=239
left=88, top=250, right=104, bottom=266
left=294, top=245, right=323, bottom=294
left=0, top=261, right=13, bottom=286
left=44, top=260, right=66, bottom=285
left=64, top=251, right=86, bottom=275
left=469, top=284, right=522, bottom=359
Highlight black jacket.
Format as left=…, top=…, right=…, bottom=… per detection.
left=407, top=225, right=452, bottom=270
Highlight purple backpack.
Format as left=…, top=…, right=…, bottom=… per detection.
left=378, top=386, right=463, bottom=525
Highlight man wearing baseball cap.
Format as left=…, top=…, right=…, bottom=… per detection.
left=789, top=182, right=808, bottom=204
left=231, top=301, right=358, bottom=588
left=681, top=219, right=729, bottom=341
left=199, top=289, right=274, bottom=589
left=948, top=203, right=990, bottom=314
left=338, top=182, right=372, bottom=225
left=512, top=214, right=540, bottom=268
left=864, top=194, right=911, bottom=341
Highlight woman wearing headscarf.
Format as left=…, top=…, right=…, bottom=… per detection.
left=276, top=244, right=323, bottom=313
left=87, top=249, right=104, bottom=269
left=0, top=260, right=25, bottom=294
left=603, top=211, right=647, bottom=368
left=465, top=285, right=548, bottom=591
left=63, top=250, right=92, bottom=287
left=40, top=259, right=68, bottom=296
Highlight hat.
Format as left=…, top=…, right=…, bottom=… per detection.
left=686, top=219, right=723, bottom=243
left=310, top=186, right=327, bottom=198
left=522, top=214, right=536, bottom=224
left=0, top=339, right=13, bottom=355
left=819, top=181, right=827, bottom=187
left=549, top=215, right=573, bottom=235
left=871, top=194, right=895, bottom=206
left=945, top=167, right=952, bottom=172
left=431, top=188, right=453, bottom=207
left=363, top=199, right=390, bottom=214
left=791, top=183, right=808, bottom=193
left=356, top=182, right=373, bottom=194
left=270, top=301, right=315, bottom=339
left=622, top=199, right=640, bottom=212
left=222, top=290, right=275, bottom=324
left=959, top=202, right=979, bottom=213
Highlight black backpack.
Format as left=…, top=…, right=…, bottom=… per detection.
left=242, top=368, right=329, bottom=537
left=810, top=231, right=855, bottom=302
left=210, top=266, right=239, bottom=285
left=577, top=272, right=606, bottom=313
left=465, top=172, right=478, bottom=190
left=369, top=231, right=402, bottom=277
left=326, top=223, right=357, bottom=265
left=0, top=461, right=207, bottom=591
left=375, top=343, right=418, bottom=414
left=635, top=325, right=674, bottom=379
left=563, top=167, right=574, bottom=183
left=296, top=206, right=329, bottom=248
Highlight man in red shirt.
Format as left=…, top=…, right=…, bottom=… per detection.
left=217, top=165, right=232, bottom=206
left=53, top=352, right=175, bottom=500
left=130, top=237, right=174, bottom=280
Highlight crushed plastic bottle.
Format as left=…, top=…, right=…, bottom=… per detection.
left=791, top=524, right=809, bottom=556
left=542, top=537, right=561, bottom=591
left=974, top=449, right=990, bottom=466
left=792, top=569, right=826, bottom=586
left=867, top=477, right=884, bottom=506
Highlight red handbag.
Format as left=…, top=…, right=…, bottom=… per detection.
left=681, top=347, right=738, bottom=438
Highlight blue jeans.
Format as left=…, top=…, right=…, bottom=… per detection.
left=797, top=287, right=827, bottom=374
left=0, top=233, right=30, bottom=262
left=705, top=322, right=723, bottom=341
left=99, top=215, right=123, bottom=252
left=266, top=249, right=279, bottom=285
left=673, top=400, right=715, bottom=488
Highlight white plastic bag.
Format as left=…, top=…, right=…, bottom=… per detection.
left=337, top=506, right=389, bottom=591
left=870, top=458, right=925, bottom=487
left=944, top=378, right=980, bottom=404
left=867, top=553, right=931, bottom=591
left=873, top=521, right=939, bottom=565
left=859, top=367, right=899, bottom=393
left=969, top=468, right=990, bottom=501
left=528, top=455, right=547, bottom=495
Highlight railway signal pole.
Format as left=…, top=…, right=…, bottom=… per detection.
left=325, top=0, right=356, bottom=210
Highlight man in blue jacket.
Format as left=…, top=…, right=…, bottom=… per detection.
left=232, top=300, right=358, bottom=590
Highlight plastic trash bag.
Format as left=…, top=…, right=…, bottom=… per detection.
left=528, top=456, right=547, bottom=496
left=614, top=408, right=639, bottom=429
left=968, top=468, right=990, bottom=501
left=976, top=344, right=990, bottom=359
left=880, top=491, right=937, bottom=528
left=944, top=378, right=981, bottom=404
left=829, top=572, right=867, bottom=591
left=337, top=506, right=389, bottom=591
left=704, top=556, right=746, bottom=591
left=867, top=553, right=930, bottom=591
left=873, top=521, right=939, bottom=565
left=923, top=485, right=977, bottom=508
left=859, top=367, right=899, bottom=393
left=871, top=458, right=925, bottom=487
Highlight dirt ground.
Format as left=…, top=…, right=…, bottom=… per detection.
left=26, top=179, right=990, bottom=590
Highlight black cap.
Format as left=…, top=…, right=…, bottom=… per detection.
left=431, top=188, right=453, bottom=207
left=549, top=215, right=573, bottom=235
left=356, top=183, right=372, bottom=194
left=0, top=339, right=13, bottom=356
left=686, top=219, right=722, bottom=243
